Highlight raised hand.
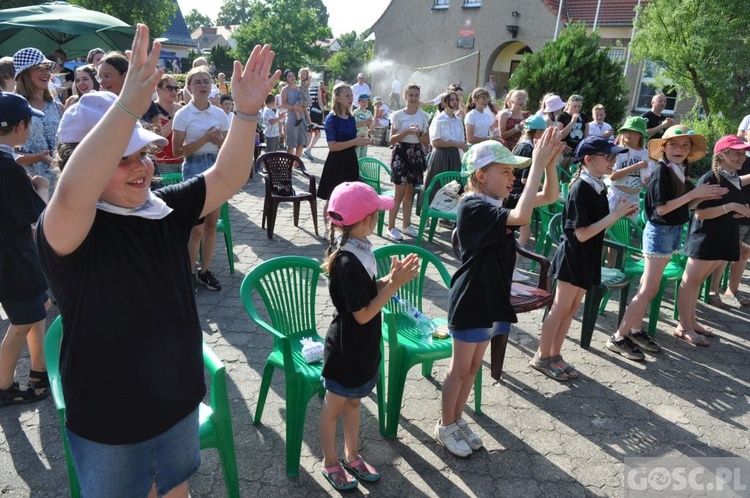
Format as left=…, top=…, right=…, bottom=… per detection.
left=230, top=45, right=281, bottom=115
left=532, top=126, right=566, bottom=170
left=118, top=24, right=164, bottom=116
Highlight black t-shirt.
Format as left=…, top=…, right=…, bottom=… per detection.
left=449, top=196, right=517, bottom=329
left=36, top=176, right=207, bottom=444
left=0, top=153, right=47, bottom=301
left=739, top=156, right=750, bottom=226
left=685, top=171, right=745, bottom=261
left=509, top=141, right=533, bottom=200
left=645, top=161, right=694, bottom=226
left=550, top=179, right=609, bottom=290
left=322, top=252, right=381, bottom=388
left=556, top=112, right=588, bottom=151
left=641, top=111, right=668, bottom=140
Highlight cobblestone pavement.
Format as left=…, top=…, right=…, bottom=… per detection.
left=2, top=142, right=749, bottom=497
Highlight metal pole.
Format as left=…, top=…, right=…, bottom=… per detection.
left=623, top=0, right=642, bottom=77
left=593, top=0, right=603, bottom=29
left=554, top=0, right=564, bottom=40
left=475, top=50, right=481, bottom=89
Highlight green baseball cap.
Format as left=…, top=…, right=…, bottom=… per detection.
left=461, top=140, right=531, bottom=177
left=618, top=116, right=649, bottom=140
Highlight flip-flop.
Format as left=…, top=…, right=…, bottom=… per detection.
left=322, top=462, right=358, bottom=491
left=341, top=456, right=381, bottom=483
left=672, top=328, right=709, bottom=347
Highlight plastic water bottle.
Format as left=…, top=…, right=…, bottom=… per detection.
left=392, top=295, right=436, bottom=343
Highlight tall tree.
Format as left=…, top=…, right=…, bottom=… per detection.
left=327, top=30, right=374, bottom=83
left=630, top=0, right=750, bottom=134
left=231, top=0, right=332, bottom=72
left=509, top=23, right=629, bottom=127
left=216, top=0, right=252, bottom=26
left=71, top=0, right=176, bottom=37
left=185, top=8, right=212, bottom=33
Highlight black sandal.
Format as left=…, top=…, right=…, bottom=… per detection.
left=0, top=382, right=48, bottom=407
left=28, top=369, right=50, bottom=395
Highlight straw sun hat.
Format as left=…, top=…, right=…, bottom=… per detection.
left=647, top=124, right=707, bottom=163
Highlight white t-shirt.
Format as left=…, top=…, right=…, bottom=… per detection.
left=391, top=108, right=430, bottom=144
left=587, top=121, right=613, bottom=138
left=263, top=107, right=280, bottom=137
left=610, top=147, right=654, bottom=189
left=429, top=111, right=465, bottom=144
left=739, top=114, right=750, bottom=133
left=375, top=104, right=391, bottom=127
left=391, top=79, right=402, bottom=95
left=465, top=108, right=494, bottom=139
left=172, top=100, right=229, bottom=156
left=351, top=82, right=371, bottom=102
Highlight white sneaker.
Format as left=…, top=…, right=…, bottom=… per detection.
left=401, top=225, right=419, bottom=237
left=512, top=269, right=531, bottom=282
left=385, top=227, right=404, bottom=241
left=435, top=420, right=472, bottom=457
left=455, top=418, right=483, bottom=450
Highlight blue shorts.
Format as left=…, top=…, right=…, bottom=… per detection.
left=182, top=153, right=217, bottom=180
left=1, top=291, right=48, bottom=325
left=642, top=221, right=683, bottom=257
left=66, top=407, right=201, bottom=498
left=322, top=371, right=379, bottom=399
left=450, top=321, right=511, bottom=344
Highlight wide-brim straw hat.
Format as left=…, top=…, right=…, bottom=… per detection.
left=647, top=125, right=707, bottom=163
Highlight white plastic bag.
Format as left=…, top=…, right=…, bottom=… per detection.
left=428, top=180, right=461, bottom=214
left=300, top=337, right=324, bottom=364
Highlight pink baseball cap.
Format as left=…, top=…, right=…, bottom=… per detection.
left=713, top=135, right=750, bottom=154
left=327, top=182, right=394, bottom=227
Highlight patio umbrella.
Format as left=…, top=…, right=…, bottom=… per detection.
left=0, top=2, right=136, bottom=59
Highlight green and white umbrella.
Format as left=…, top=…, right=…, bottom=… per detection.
left=0, top=1, right=136, bottom=58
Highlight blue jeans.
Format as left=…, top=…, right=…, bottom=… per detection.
left=66, top=407, right=200, bottom=498
left=182, top=153, right=217, bottom=180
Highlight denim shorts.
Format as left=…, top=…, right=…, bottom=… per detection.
left=740, top=225, right=750, bottom=249
left=1, top=291, right=48, bottom=325
left=182, top=153, right=217, bottom=180
left=322, top=371, right=379, bottom=399
left=642, top=221, right=683, bottom=257
left=450, top=321, right=511, bottom=344
left=67, top=407, right=201, bottom=498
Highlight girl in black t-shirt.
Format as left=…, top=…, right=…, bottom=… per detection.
left=536, top=136, right=636, bottom=379
left=613, top=126, right=727, bottom=350
left=676, top=136, right=750, bottom=343
left=442, top=130, right=563, bottom=457
left=319, top=182, right=418, bottom=491
left=555, top=94, right=588, bottom=170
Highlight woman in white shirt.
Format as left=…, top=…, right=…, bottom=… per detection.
left=172, top=67, right=229, bottom=292
left=464, top=87, right=495, bottom=144
left=420, top=91, right=468, bottom=207
left=386, top=83, right=431, bottom=241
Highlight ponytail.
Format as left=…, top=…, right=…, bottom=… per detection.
left=320, top=224, right=352, bottom=274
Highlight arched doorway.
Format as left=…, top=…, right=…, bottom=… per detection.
left=485, top=42, right=532, bottom=101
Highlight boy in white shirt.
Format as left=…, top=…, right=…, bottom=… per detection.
left=263, top=94, right=286, bottom=152
left=587, top=104, right=614, bottom=138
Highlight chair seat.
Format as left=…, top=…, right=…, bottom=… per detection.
left=624, top=260, right=683, bottom=280
left=510, top=282, right=553, bottom=313
left=384, top=316, right=452, bottom=356
left=600, top=267, right=629, bottom=289
left=266, top=339, right=325, bottom=384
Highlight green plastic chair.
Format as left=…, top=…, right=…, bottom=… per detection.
left=44, top=316, right=240, bottom=498
left=240, top=256, right=385, bottom=476
left=358, top=157, right=394, bottom=236
left=372, top=244, right=482, bottom=438
left=606, top=217, right=684, bottom=336
left=159, top=172, right=235, bottom=273
left=416, top=171, right=463, bottom=246
left=530, top=205, right=559, bottom=272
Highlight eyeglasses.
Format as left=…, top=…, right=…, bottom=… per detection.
left=160, top=85, right=179, bottom=92
left=593, top=153, right=617, bottom=161
left=96, top=72, right=119, bottom=82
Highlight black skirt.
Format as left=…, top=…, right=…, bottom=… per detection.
left=318, top=147, right=359, bottom=200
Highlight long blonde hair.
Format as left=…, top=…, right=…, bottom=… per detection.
left=332, top=83, right=353, bottom=118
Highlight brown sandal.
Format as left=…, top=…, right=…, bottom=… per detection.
left=672, top=328, right=709, bottom=347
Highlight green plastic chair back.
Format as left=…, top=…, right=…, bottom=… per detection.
left=372, top=244, right=482, bottom=438
left=530, top=206, right=560, bottom=271
left=358, top=157, right=394, bottom=236
left=240, top=256, right=385, bottom=476
left=416, top=171, right=464, bottom=246
left=160, top=172, right=183, bottom=186
left=45, top=316, right=240, bottom=497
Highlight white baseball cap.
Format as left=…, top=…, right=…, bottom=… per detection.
left=58, top=92, right=167, bottom=156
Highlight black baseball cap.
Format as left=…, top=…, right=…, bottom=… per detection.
left=575, top=136, right=627, bottom=161
left=0, top=92, right=44, bottom=127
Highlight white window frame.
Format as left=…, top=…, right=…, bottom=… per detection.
left=605, top=47, right=626, bottom=64
left=634, top=61, right=677, bottom=115
left=432, top=0, right=449, bottom=9
left=462, top=0, right=482, bottom=8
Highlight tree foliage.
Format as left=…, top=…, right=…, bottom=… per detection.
left=71, top=0, right=176, bottom=37
left=210, top=45, right=234, bottom=76
left=327, top=30, right=374, bottom=83
left=216, top=0, right=252, bottom=26
left=630, top=0, right=750, bottom=138
left=231, top=0, right=332, bottom=73
left=509, top=22, right=629, bottom=127
left=185, top=8, right=212, bottom=33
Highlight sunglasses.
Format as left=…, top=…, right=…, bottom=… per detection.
left=160, top=85, right=179, bottom=92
